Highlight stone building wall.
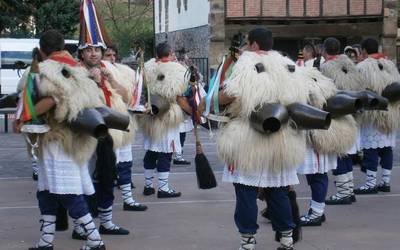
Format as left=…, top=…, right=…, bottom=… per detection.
left=155, top=25, right=210, bottom=58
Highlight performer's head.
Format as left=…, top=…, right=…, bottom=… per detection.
left=247, top=28, right=273, bottom=52
left=360, top=37, right=379, bottom=57
left=79, top=45, right=104, bottom=68
left=39, top=30, right=65, bottom=58
left=103, top=45, right=118, bottom=64
left=344, top=45, right=361, bottom=64
left=156, top=42, right=172, bottom=59
left=302, top=43, right=316, bottom=61
left=322, top=37, right=341, bottom=58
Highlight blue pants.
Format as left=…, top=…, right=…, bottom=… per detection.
left=37, top=191, right=89, bottom=219
left=233, top=183, right=295, bottom=234
left=305, top=173, right=328, bottom=203
left=180, top=132, right=186, bottom=148
left=143, top=150, right=172, bottom=172
left=117, top=161, right=132, bottom=186
left=333, top=155, right=353, bottom=176
left=94, top=182, right=114, bottom=209
left=363, top=147, right=393, bottom=171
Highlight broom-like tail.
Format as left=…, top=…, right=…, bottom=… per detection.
left=194, top=125, right=217, bottom=189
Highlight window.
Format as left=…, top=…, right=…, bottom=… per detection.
left=0, top=51, right=32, bottom=69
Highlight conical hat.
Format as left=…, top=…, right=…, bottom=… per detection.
left=78, top=0, right=112, bottom=49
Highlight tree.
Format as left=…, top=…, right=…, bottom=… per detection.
left=96, top=0, right=154, bottom=58
left=0, top=0, right=80, bottom=38
left=0, top=0, right=32, bottom=37
left=32, top=0, right=80, bottom=38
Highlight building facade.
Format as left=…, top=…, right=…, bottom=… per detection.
left=209, top=0, right=398, bottom=67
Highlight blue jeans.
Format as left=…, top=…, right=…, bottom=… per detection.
left=333, top=155, right=353, bottom=175
left=305, top=173, right=328, bottom=203
left=233, top=183, right=295, bottom=234
left=363, top=147, right=393, bottom=171
left=37, top=191, right=89, bottom=219
left=143, top=150, right=172, bottom=172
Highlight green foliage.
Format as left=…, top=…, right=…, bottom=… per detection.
left=96, top=0, right=154, bottom=58
left=32, top=0, right=80, bottom=38
left=0, top=0, right=32, bottom=37
left=0, top=0, right=80, bottom=38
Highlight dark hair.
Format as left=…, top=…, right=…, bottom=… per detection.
left=248, top=28, right=273, bottom=51
left=77, top=45, right=105, bottom=61
left=303, top=43, right=316, bottom=57
left=361, top=38, right=379, bottom=54
left=323, top=37, right=341, bottom=55
left=156, top=42, right=171, bottom=59
left=39, top=30, right=65, bottom=56
left=106, top=44, right=119, bottom=56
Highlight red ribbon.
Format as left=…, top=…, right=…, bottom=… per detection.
left=325, top=55, right=338, bottom=62
left=99, top=62, right=112, bottom=107
left=370, top=53, right=386, bottom=60
left=49, top=51, right=78, bottom=67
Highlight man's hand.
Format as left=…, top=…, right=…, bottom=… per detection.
left=13, top=120, right=23, bottom=133
left=89, top=67, right=102, bottom=83
left=100, top=67, right=116, bottom=83
left=199, top=98, right=206, bottom=114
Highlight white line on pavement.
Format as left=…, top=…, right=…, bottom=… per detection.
left=0, top=193, right=400, bottom=210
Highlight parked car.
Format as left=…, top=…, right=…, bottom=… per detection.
left=0, top=38, right=78, bottom=95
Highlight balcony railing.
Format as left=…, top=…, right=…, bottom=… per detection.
left=225, top=0, right=384, bottom=20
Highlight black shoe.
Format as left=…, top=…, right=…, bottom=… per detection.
left=261, top=208, right=271, bottom=221
left=377, top=183, right=391, bottom=192
left=173, top=159, right=191, bottom=165
left=321, top=213, right=326, bottom=223
left=32, top=172, right=38, bottom=181
left=325, top=195, right=352, bottom=205
left=351, top=194, right=356, bottom=202
left=300, top=213, right=324, bottom=227
left=80, top=245, right=106, bottom=250
left=123, top=203, right=148, bottom=211
left=72, top=230, right=87, bottom=240
left=277, top=246, right=293, bottom=250
left=99, top=225, right=129, bottom=235
left=131, top=182, right=136, bottom=189
left=143, top=187, right=155, bottom=196
left=29, top=246, right=53, bottom=250
left=354, top=186, right=378, bottom=194
left=157, top=189, right=181, bottom=198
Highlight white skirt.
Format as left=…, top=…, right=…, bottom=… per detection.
left=179, top=118, right=194, bottom=133
left=38, top=141, right=95, bottom=195
left=347, top=127, right=361, bottom=154
left=297, top=145, right=337, bottom=175
left=143, top=126, right=181, bottom=153
left=115, top=144, right=133, bottom=163
left=360, top=124, right=396, bottom=149
left=222, top=165, right=299, bottom=188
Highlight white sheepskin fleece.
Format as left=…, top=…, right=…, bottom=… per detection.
left=103, top=61, right=138, bottom=147
left=320, top=55, right=363, bottom=90
left=217, top=118, right=306, bottom=174
left=145, top=60, right=188, bottom=100
left=138, top=59, right=188, bottom=142
left=357, top=58, right=400, bottom=133
left=298, top=67, right=357, bottom=154
left=219, top=51, right=309, bottom=174
left=38, top=60, right=104, bottom=165
left=39, top=60, right=104, bottom=122
left=225, top=51, right=308, bottom=117
left=139, top=102, right=184, bottom=142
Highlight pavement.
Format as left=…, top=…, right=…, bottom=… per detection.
left=0, top=129, right=399, bottom=250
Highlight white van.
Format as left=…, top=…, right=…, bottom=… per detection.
left=0, top=38, right=78, bottom=95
